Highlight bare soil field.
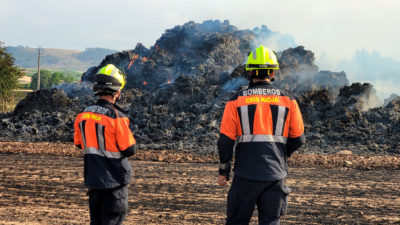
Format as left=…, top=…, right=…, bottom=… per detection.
left=0, top=142, right=399, bottom=225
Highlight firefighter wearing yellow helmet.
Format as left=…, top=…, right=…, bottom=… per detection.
left=74, top=64, right=136, bottom=224
left=93, top=64, right=127, bottom=96
left=217, top=45, right=305, bottom=224
left=246, top=45, right=279, bottom=81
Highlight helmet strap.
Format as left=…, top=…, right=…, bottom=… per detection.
left=251, top=69, right=268, bottom=80
left=250, top=69, right=275, bottom=82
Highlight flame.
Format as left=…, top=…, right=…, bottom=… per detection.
left=128, top=55, right=139, bottom=69
left=142, top=57, right=148, bottom=62
left=143, top=81, right=148, bottom=86
left=167, top=79, right=171, bottom=84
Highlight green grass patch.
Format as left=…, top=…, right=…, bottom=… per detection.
left=22, top=68, right=82, bottom=81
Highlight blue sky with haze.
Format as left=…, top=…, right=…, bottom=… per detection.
left=1, top=0, right=399, bottom=98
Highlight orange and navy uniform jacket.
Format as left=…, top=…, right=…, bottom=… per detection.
left=74, top=99, right=136, bottom=189
left=218, top=81, right=305, bottom=181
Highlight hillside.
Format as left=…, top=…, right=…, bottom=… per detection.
left=5, top=46, right=117, bottom=71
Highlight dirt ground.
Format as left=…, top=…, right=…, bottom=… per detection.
left=0, top=142, right=399, bottom=225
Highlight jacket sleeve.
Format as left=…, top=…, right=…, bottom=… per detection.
left=286, top=99, right=306, bottom=157
left=218, top=101, right=238, bottom=178
left=115, top=117, right=136, bottom=157
left=73, top=115, right=82, bottom=149
left=217, top=133, right=235, bottom=178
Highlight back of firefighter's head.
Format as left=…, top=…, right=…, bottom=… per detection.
left=245, top=45, right=279, bottom=81
left=93, top=64, right=126, bottom=96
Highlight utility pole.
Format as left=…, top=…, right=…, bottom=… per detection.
left=37, top=48, right=41, bottom=90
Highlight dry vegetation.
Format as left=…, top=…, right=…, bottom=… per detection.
left=0, top=90, right=31, bottom=113
left=0, top=141, right=399, bottom=224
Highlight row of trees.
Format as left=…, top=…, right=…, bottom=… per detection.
left=30, top=70, right=75, bottom=89
left=1, top=41, right=81, bottom=111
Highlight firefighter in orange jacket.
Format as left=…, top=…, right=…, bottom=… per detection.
left=74, top=64, right=136, bottom=225
left=217, top=45, right=305, bottom=225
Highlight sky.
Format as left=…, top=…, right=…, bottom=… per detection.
left=1, top=0, right=400, bottom=98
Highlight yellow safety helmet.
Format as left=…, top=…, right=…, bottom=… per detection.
left=93, top=64, right=126, bottom=95
left=245, top=45, right=279, bottom=71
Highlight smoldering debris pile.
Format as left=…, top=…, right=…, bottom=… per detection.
left=1, top=20, right=399, bottom=155
left=81, top=20, right=253, bottom=90
left=1, top=88, right=95, bottom=142
left=298, top=83, right=400, bottom=154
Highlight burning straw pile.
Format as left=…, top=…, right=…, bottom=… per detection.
left=1, top=20, right=399, bottom=155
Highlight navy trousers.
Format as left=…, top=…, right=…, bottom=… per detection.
left=88, top=185, right=129, bottom=225
left=226, top=176, right=291, bottom=225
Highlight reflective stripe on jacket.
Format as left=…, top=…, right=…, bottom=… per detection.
left=218, top=81, right=305, bottom=181
left=74, top=99, right=136, bottom=189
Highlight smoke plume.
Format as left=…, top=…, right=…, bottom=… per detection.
left=317, top=49, right=400, bottom=101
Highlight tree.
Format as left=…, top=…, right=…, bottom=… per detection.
left=0, top=42, right=24, bottom=111
left=30, top=70, right=52, bottom=89
left=63, top=75, right=75, bottom=83
left=30, top=71, right=77, bottom=89
left=50, top=72, right=64, bottom=86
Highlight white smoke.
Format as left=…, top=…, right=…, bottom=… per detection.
left=222, top=77, right=248, bottom=91
left=55, top=81, right=94, bottom=99
left=361, top=88, right=383, bottom=111
left=251, top=25, right=297, bottom=52
left=316, top=49, right=400, bottom=102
